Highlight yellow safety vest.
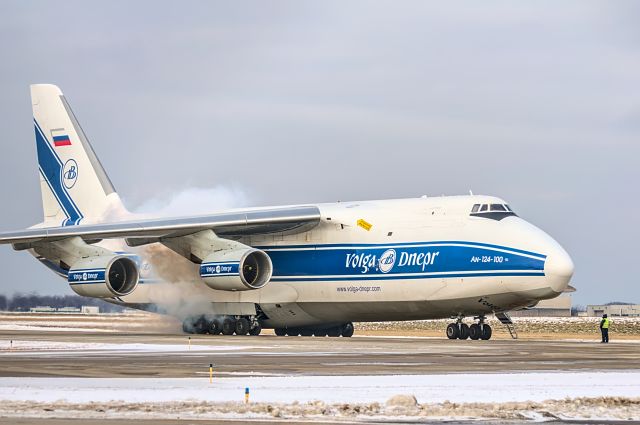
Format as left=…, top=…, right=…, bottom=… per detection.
left=602, top=318, right=610, bottom=329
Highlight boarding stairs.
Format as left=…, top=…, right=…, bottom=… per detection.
left=495, top=312, right=518, bottom=339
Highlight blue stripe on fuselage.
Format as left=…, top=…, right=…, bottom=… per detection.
left=262, top=242, right=545, bottom=281
left=257, top=241, right=546, bottom=259
left=270, top=271, right=544, bottom=282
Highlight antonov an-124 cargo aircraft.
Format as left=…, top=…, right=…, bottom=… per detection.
left=0, top=84, right=574, bottom=340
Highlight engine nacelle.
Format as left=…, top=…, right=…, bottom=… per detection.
left=200, top=248, right=273, bottom=291
left=68, top=255, right=139, bottom=298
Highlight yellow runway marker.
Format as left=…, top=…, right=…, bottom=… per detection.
left=209, top=364, right=213, bottom=384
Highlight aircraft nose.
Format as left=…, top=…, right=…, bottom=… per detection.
left=544, top=244, right=574, bottom=293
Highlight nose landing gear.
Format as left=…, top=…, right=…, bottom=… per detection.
left=446, top=315, right=492, bottom=340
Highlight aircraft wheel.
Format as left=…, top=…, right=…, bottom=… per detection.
left=249, top=323, right=262, bottom=336
left=481, top=324, right=492, bottom=340
left=458, top=323, right=470, bottom=340
left=286, top=328, right=301, bottom=337
left=301, top=328, right=313, bottom=337
left=469, top=324, right=481, bottom=340
left=314, top=329, right=327, bottom=337
left=235, top=318, right=251, bottom=335
left=193, top=316, right=208, bottom=334
left=274, top=328, right=286, bottom=336
left=327, top=327, right=341, bottom=337
left=446, top=323, right=459, bottom=339
left=208, top=318, right=222, bottom=335
left=341, top=322, right=354, bottom=337
left=221, top=317, right=236, bottom=335
left=182, top=320, right=195, bottom=334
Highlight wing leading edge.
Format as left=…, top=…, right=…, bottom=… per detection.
left=0, top=205, right=321, bottom=250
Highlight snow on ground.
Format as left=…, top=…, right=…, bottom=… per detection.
left=0, top=339, right=254, bottom=353
left=0, top=323, right=115, bottom=333
left=0, top=312, right=180, bottom=333
left=1, top=372, right=639, bottom=404
left=1, top=373, right=639, bottom=421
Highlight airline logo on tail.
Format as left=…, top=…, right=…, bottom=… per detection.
left=62, top=159, right=78, bottom=189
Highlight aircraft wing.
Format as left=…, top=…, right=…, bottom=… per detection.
left=0, top=205, right=321, bottom=250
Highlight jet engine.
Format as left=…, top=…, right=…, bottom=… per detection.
left=68, top=255, right=139, bottom=298
left=200, top=248, right=273, bottom=291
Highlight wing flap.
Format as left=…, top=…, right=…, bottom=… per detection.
left=0, top=206, right=321, bottom=248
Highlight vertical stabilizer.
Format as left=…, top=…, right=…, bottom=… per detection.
left=31, top=84, right=125, bottom=226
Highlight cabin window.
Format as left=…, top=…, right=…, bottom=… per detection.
left=490, top=204, right=507, bottom=212
left=479, top=204, right=488, bottom=212
left=471, top=204, right=480, bottom=213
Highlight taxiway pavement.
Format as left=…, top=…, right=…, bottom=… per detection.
left=1, top=328, right=638, bottom=378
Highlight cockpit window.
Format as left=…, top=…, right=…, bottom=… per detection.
left=470, top=203, right=517, bottom=221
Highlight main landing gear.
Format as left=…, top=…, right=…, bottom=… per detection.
left=274, top=322, right=354, bottom=338
left=182, top=315, right=262, bottom=336
left=446, top=316, right=492, bottom=340
left=183, top=316, right=354, bottom=338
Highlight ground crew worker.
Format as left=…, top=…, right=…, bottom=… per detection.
left=599, top=314, right=610, bottom=343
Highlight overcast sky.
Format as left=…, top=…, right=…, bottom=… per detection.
left=0, top=1, right=638, bottom=305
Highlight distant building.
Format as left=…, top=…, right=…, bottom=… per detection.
left=29, top=306, right=56, bottom=313
left=510, top=294, right=572, bottom=317
left=81, top=306, right=100, bottom=314
left=57, top=307, right=81, bottom=313
left=587, top=304, right=640, bottom=317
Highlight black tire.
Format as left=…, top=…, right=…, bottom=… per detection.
left=235, top=318, right=251, bottom=335
left=211, top=319, right=222, bottom=335
left=274, top=328, right=286, bottom=336
left=182, top=319, right=195, bottom=334
left=314, top=329, right=327, bottom=337
left=193, top=316, right=208, bottom=334
left=286, top=328, right=301, bottom=337
left=469, top=324, right=481, bottom=340
left=249, top=323, right=262, bottom=336
left=327, top=327, right=341, bottom=337
left=481, top=324, right=492, bottom=340
left=341, top=322, right=354, bottom=338
left=221, top=317, right=236, bottom=335
left=458, top=323, right=470, bottom=340
left=301, top=328, right=313, bottom=337
left=446, top=323, right=459, bottom=339
left=208, top=318, right=222, bottom=335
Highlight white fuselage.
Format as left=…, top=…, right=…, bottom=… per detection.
left=122, top=195, right=574, bottom=328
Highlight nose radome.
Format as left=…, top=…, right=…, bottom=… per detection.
left=544, top=245, right=574, bottom=293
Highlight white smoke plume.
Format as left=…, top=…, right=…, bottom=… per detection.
left=132, top=185, right=251, bottom=218
left=101, top=185, right=253, bottom=320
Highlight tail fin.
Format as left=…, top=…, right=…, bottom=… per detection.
left=31, top=84, right=126, bottom=226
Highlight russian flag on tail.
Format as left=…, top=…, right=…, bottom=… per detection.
left=51, top=129, right=71, bottom=147
left=53, top=135, right=71, bottom=147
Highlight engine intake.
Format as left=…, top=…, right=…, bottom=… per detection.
left=68, top=255, right=139, bottom=298
left=200, top=248, right=273, bottom=291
